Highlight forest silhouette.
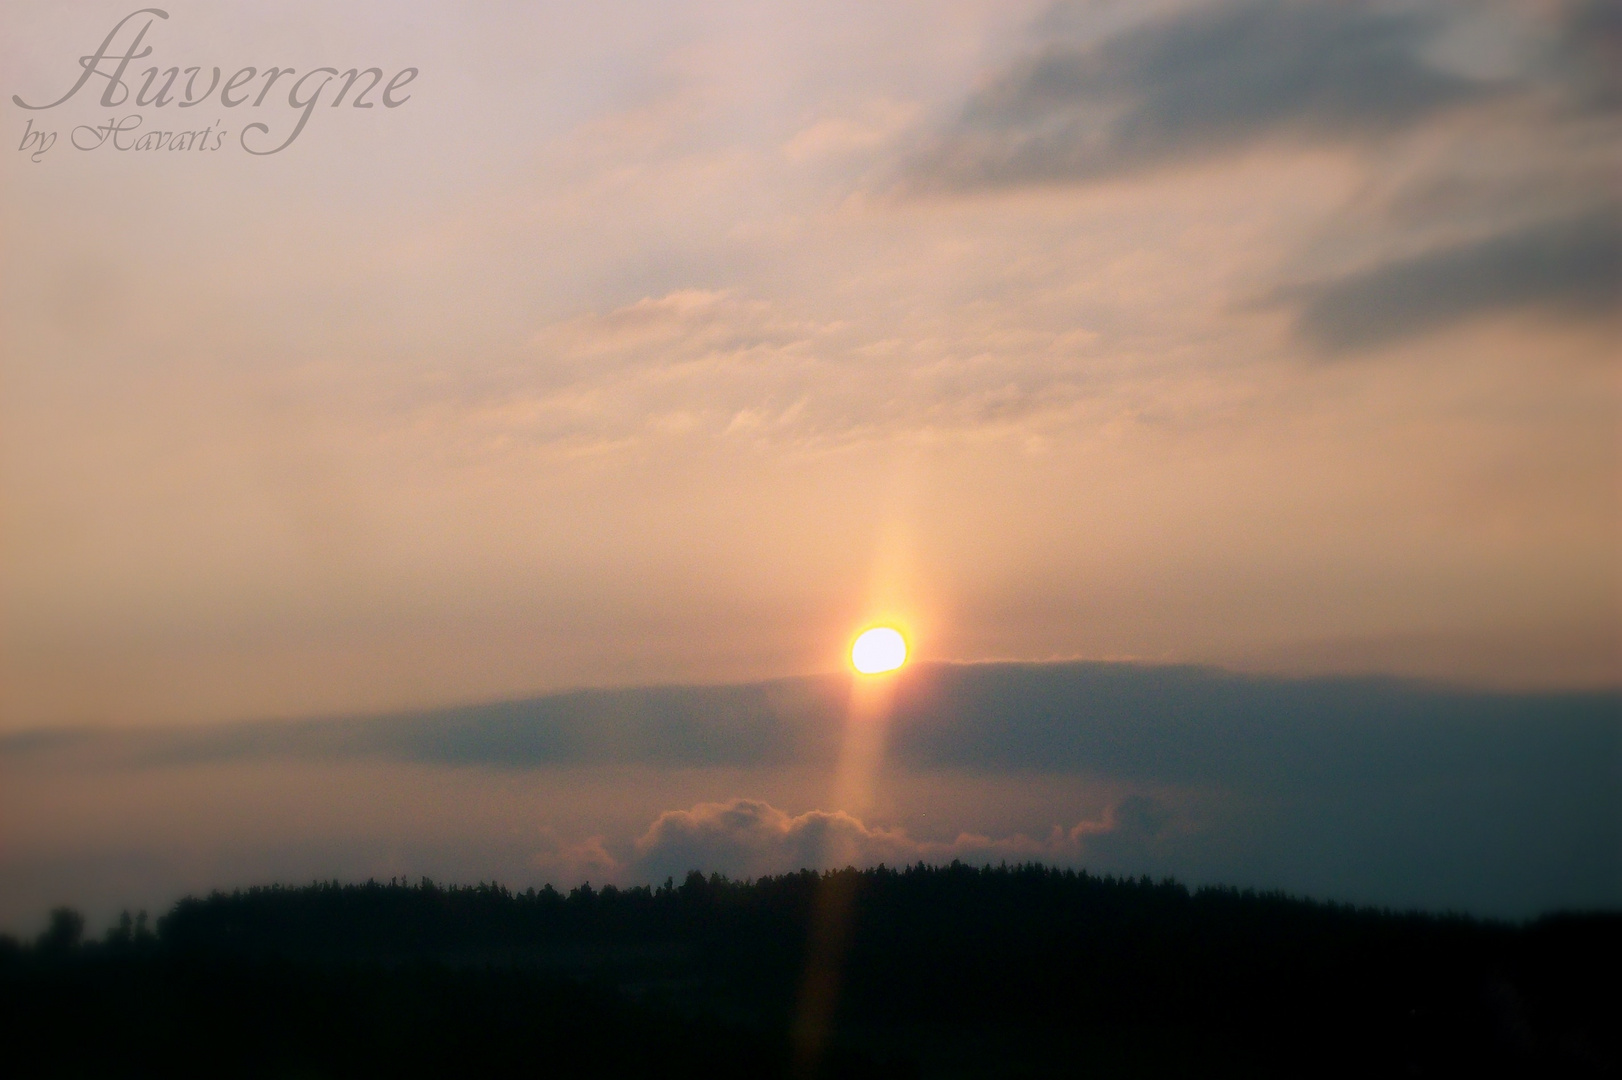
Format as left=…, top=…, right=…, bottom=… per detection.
left=3, top=863, right=1616, bottom=1077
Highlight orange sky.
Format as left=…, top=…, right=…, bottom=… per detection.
left=2, top=0, right=1617, bottom=729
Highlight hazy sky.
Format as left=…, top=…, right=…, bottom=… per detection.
left=0, top=2, right=1617, bottom=928
left=3, top=0, right=1615, bottom=729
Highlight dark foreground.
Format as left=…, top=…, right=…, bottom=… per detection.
left=3, top=864, right=1616, bottom=1078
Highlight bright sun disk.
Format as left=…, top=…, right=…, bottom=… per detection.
left=851, top=627, right=907, bottom=674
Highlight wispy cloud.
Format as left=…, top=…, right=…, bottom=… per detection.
left=448, top=287, right=1108, bottom=450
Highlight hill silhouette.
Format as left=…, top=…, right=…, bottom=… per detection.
left=3, top=863, right=1616, bottom=1077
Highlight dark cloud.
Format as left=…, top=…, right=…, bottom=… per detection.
left=1272, top=207, right=1622, bottom=351
left=10, top=661, right=1614, bottom=801
left=909, top=0, right=1494, bottom=189
left=349, top=680, right=845, bottom=768
left=1560, top=0, right=1622, bottom=115
left=1, top=677, right=847, bottom=771
left=883, top=663, right=1618, bottom=799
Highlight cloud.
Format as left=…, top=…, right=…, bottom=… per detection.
left=881, top=663, right=1621, bottom=798
left=625, top=795, right=1174, bottom=882
left=1272, top=207, right=1622, bottom=351
left=7, top=663, right=1615, bottom=801
left=1557, top=0, right=1622, bottom=115
left=631, top=799, right=909, bottom=880
left=464, top=287, right=1106, bottom=450
left=894, top=1, right=1619, bottom=351
left=530, top=832, right=620, bottom=887
left=909, top=0, right=1498, bottom=190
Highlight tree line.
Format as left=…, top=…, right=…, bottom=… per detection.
left=3, top=862, right=1616, bottom=1077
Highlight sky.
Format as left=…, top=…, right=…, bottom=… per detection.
left=0, top=1, right=1617, bottom=930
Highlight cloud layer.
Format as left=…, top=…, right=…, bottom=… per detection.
left=10, top=662, right=1615, bottom=797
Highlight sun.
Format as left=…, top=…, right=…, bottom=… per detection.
left=851, top=626, right=908, bottom=674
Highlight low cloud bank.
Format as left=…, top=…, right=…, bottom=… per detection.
left=9, top=663, right=1614, bottom=800
left=9, top=663, right=1615, bottom=915
left=530, top=795, right=1180, bottom=886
